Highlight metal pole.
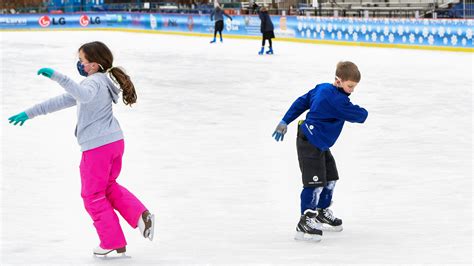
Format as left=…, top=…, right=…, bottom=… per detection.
left=463, top=0, right=466, bottom=18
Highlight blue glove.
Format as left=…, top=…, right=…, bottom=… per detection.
left=8, top=112, right=29, bottom=126
left=37, top=68, right=55, bottom=78
left=272, top=120, right=287, bottom=141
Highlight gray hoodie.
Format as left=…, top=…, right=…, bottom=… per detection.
left=210, top=7, right=232, bottom=22
left=25, top=72, right=124, bottom=151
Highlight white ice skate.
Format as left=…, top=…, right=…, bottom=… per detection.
left=93, top=246, right=129, bottom=259
left=138, top=210, right=155, bottom=241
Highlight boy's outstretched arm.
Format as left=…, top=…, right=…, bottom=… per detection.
left=272, top=93, right=310, bottom=141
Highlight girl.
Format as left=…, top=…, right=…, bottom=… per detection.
left=210, top=5, right=232, bottom=43
left=8, top=41, right=154, bottom=256
left=258, top=6, right=275, bottom=55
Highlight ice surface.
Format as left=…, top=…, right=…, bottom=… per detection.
left=1, top=31, right=472, bottom=264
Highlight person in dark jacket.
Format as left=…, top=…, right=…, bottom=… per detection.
left=272, top=61, right=368, bottom=241
left=252, top=1, right=259, bottom=14
left=210, top=5, right=233, bottom=43
left=258, top=6, right=275, bottom=55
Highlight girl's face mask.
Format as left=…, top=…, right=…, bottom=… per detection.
left=76, top=61, right=89, bottom=77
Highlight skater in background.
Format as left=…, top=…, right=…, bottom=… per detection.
left=252, top=1, right=259, bottom=14
left=257, top=6, right=275, bottom=55
left=210, top=4, right=232, bottom=43
left=8, top=41, right=155, bottom=256
left=272, top=61, right=368, bottom=241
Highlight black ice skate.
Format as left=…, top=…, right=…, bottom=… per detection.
left=315, top=208, right=343, bottom=232
left=295, top=209, right=323, bottom=242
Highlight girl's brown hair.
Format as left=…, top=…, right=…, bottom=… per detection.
left=335, top=61, right=361, bottom=83
left=79, top=41, right=137, bottom=106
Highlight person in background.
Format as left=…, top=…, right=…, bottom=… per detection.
left=210, top=4, right=233, bottom=43
left=258, top=6, right=275, bottom=55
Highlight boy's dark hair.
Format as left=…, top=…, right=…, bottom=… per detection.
left=335, top=61, right=361, bottom=82
left=79, top=41, right=137, bottom=106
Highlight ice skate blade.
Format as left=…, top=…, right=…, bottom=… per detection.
left=320, top=224, right=343, bottom=232
left=93, top=247, right=126, bottom=255
left=94, top=253, right=132, bottom=260
left=147, top=213, right=155, bottom=241
left=94, top=249, right=130, bottom=260
left=294, top=231, right=322, bottom=242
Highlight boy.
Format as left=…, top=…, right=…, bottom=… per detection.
left=272, top=61, right=368, bottom=242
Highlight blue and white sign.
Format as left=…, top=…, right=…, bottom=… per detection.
left=1, top=12, right=472, bottom=51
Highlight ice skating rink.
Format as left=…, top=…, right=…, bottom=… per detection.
left=0, top=31, right=472, bottom=265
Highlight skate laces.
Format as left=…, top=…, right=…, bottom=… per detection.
left=305, top=216, right=320, bottom=229
left=323, top=209, right=336, bottom=221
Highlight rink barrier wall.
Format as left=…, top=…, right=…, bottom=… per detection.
left=0, top=13, right=472, bottom=52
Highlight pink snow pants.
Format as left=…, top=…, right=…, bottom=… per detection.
left=79, top=139, right=147, bottom=249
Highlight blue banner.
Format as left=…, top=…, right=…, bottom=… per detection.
left=1, top=13, right=472, bottom=51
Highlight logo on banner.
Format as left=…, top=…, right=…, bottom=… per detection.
left=131, top=14, right=141, bottom=26
left=187, top=16, right=194, bottom=31
left=38, top=16, right=51, bottom=27
left=164, top=18, right=177, bottom=28
left=150, top=14, right=157, bottom=29
left=280, top=16, right=287, bottom=30
left=226, top=19, right=239, bottom=31
left=80, top=15, right=100, bottom=27
left=39, top=16, right=66, bottom=27
left=80, top=15, right=90, bottom=27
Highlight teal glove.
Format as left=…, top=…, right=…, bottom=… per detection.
left=8, top=112, right=29, bottom=126
left=37, top=68, right=54, bottom=78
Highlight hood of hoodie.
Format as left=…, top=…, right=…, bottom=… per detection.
left=104, top=73, right=120, bottom=104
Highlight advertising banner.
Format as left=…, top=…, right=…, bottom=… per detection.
left=1, top=13, right=472, bottom=51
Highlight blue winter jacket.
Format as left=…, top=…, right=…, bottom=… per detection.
left=282, top=83, right=368, bottom=151
left=258, top=11, right=274, bottom=33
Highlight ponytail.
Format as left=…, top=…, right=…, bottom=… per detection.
left=109, top=67, right=137, bottom=106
